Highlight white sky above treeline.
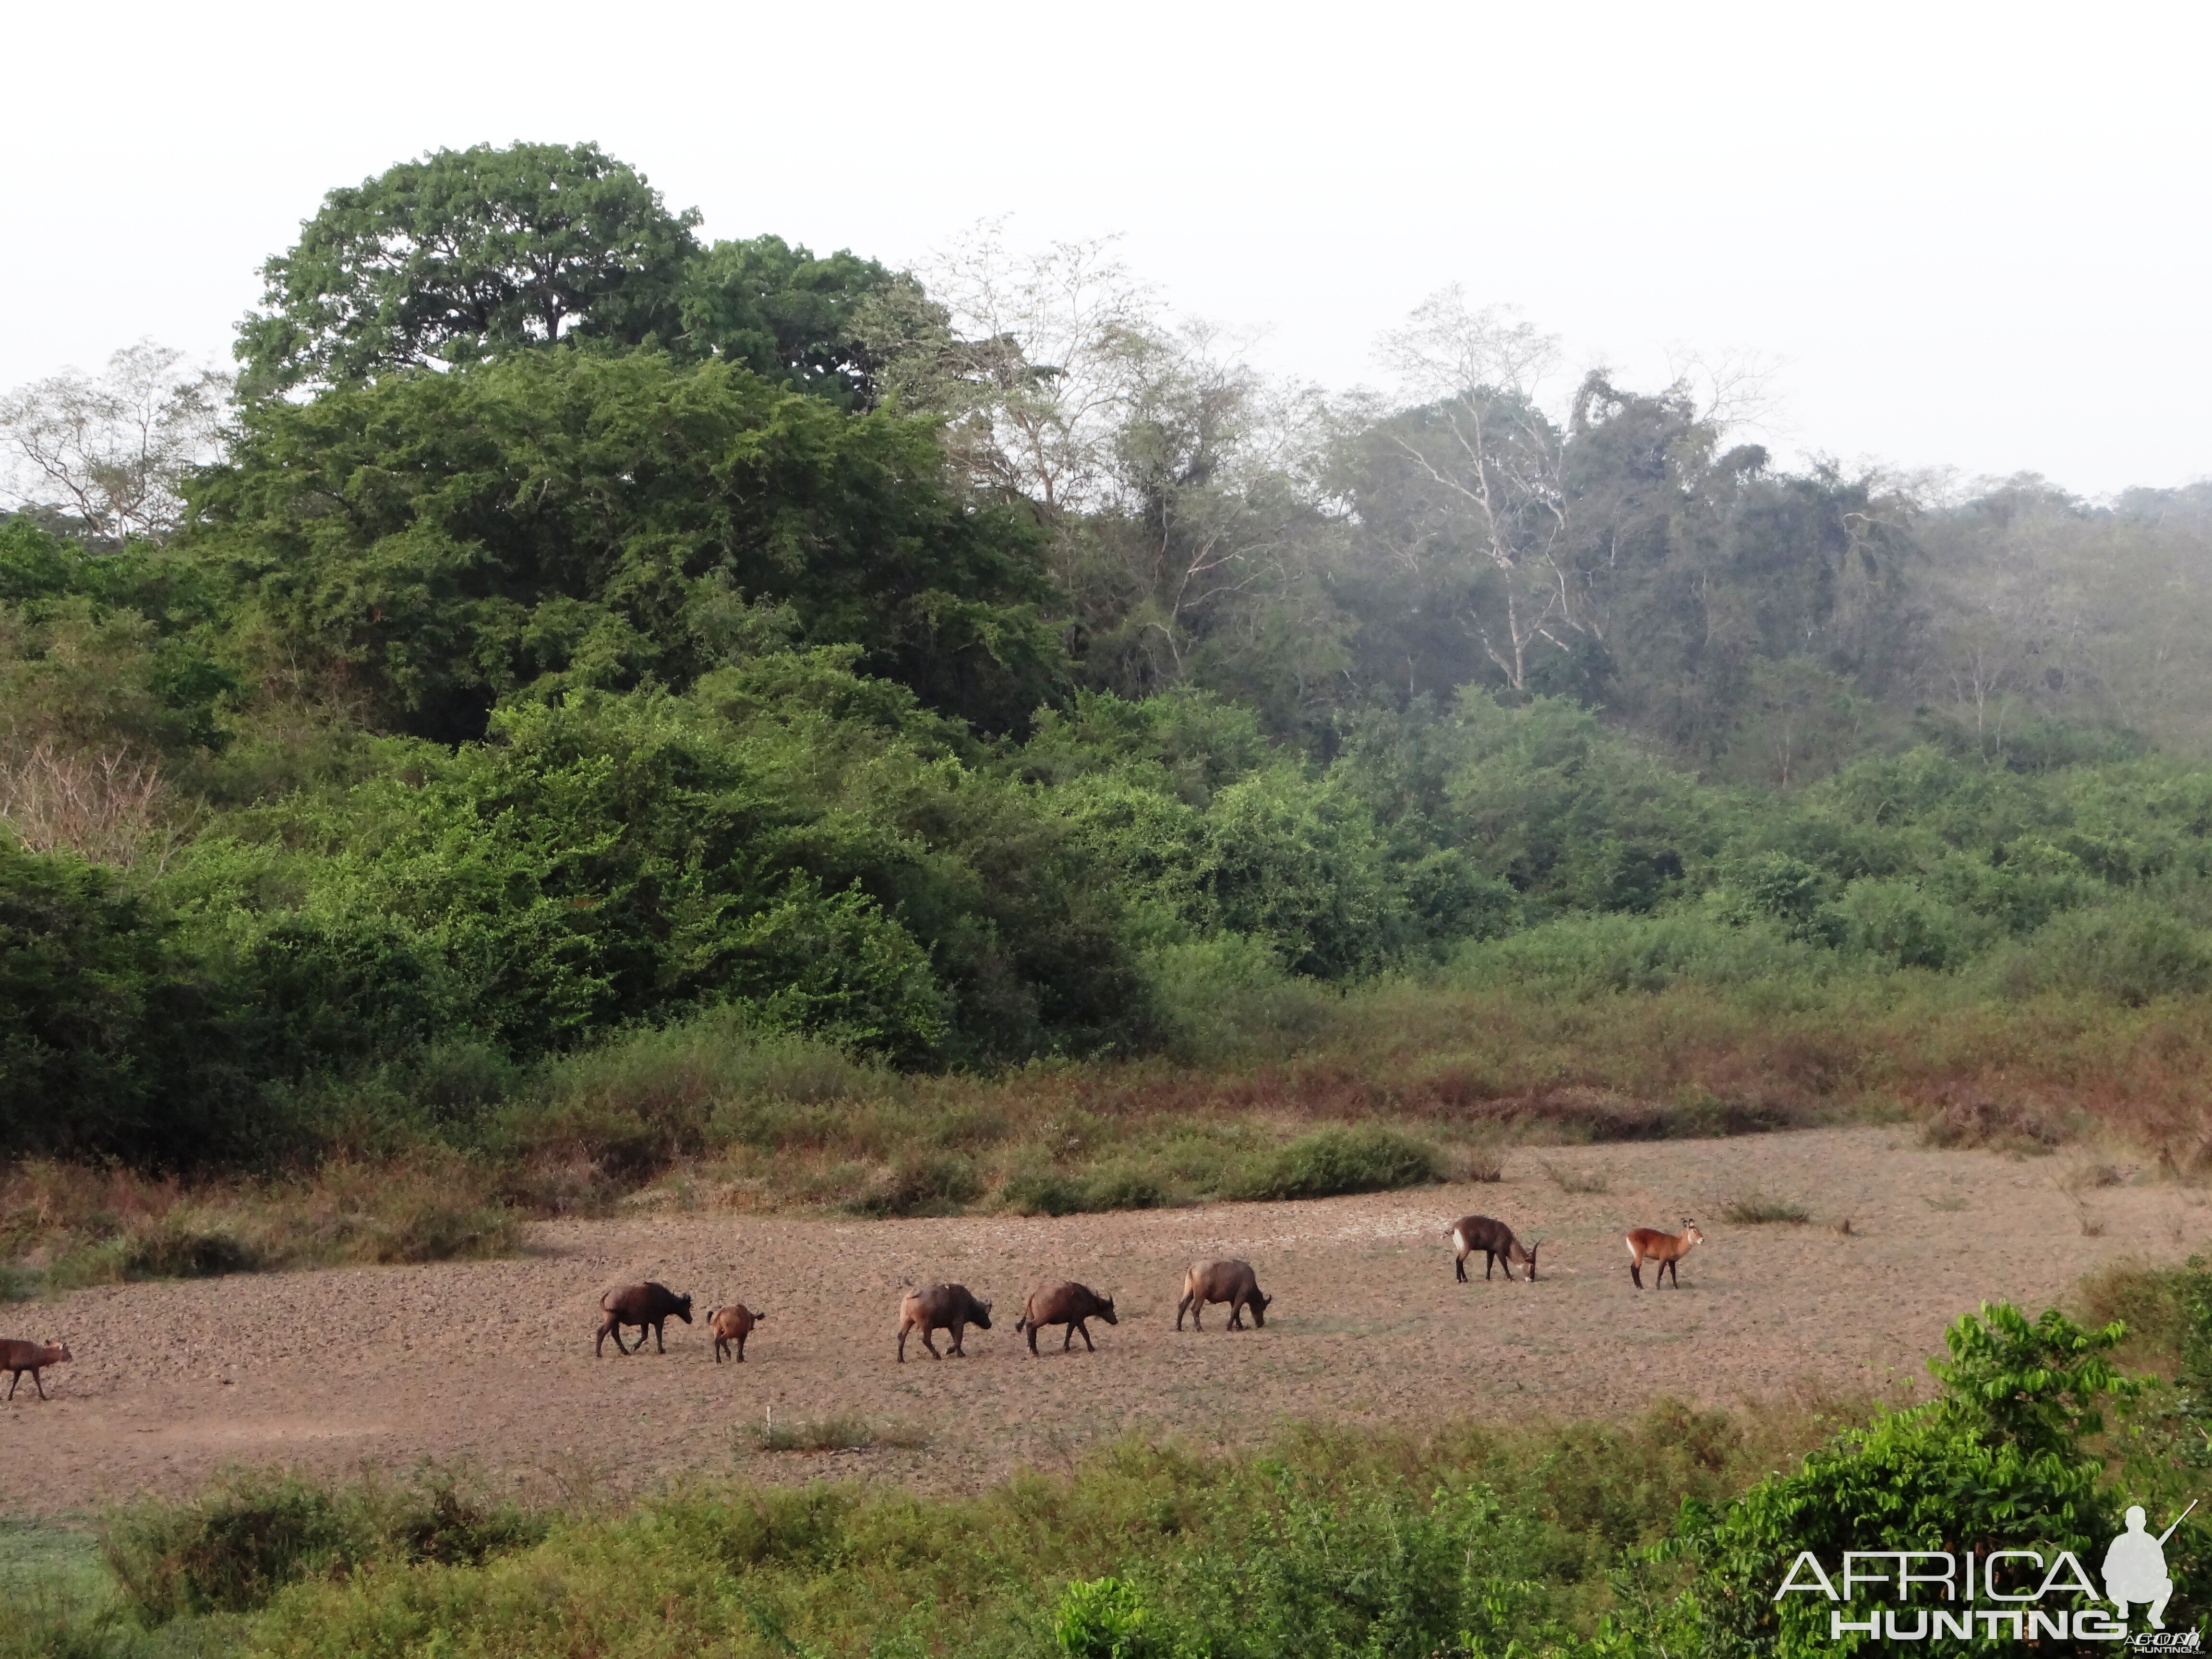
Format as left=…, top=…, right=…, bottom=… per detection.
left=6, top=0, right=2205, bottom=498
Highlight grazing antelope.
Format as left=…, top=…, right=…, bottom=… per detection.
left=1625, top=1221, right=1703, bottom=1289
left=1447, top=1216, right=1539, bottom=1283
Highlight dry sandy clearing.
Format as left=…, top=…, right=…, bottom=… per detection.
left=2, top=1126, right=2198, bottom=1516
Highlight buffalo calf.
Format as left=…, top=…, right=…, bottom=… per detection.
left=1014, top=1282, right=1117, bottom=1355
left=707, top=1304, right=762, bottom=1363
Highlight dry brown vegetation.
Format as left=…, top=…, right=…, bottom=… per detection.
left=0, top=1156, right=519, bottom=1300
left=12, top=979, right=2212, bottom=1292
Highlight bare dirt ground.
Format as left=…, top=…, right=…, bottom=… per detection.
left=3, top=1126, right=2200, bottom=1517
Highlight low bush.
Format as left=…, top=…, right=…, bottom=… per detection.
left=1719, top=1193, right=1810, bottom=1225
left=0, top=1155, right=519, bottom=1294
left=100, top=1465, right=544, bottom=1622
left=1226, top=1125, right=1444, bottom=1202
left=72, top=1393, right=1873, bottom=1657
left=747, top=1414, right=930, bottom=1454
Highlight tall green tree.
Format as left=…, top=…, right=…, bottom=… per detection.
left=678, top=235, right=908, bottom=409
left=189, top=351, right=1065, bottom=739
left=236, top=142, right=701, bottom=395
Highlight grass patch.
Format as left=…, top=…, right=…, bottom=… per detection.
left=1540, top=1161, right=1612, bottom=1195
left=1457, top=1146, right=1505, bottom=1183
left=1719, top=1193, right=1811, bottom=1225
left=747, top=1413, right=931, bottom=1454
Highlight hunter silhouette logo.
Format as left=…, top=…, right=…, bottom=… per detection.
left=2106, top=1502, right=2193, bottom=1633
left=1775, top=1498, right=2201, bottom=1644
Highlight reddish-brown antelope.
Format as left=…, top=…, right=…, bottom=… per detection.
left=1447, top=1216, right=1539, bottom=1282
left=1625, top=1221, right=1703, bottom=1289
left=0, top=1338, right=71, bottom=1400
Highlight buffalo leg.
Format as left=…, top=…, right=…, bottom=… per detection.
left=1227, top=1300, right=1245, bottom=1331
left=1027, top=1323, right=1040, bottom=1355
left=1075, top=1321, right=1094, bottom=1352
left=1630, top=1262, right=1643, bottom=1289
left=33, top=1371, right=45, bottom=1400
left=920, top=1329, right=941, bottom=1359
left=4, top=1370, right=14, bottom=1400
left=653, top=1319, right=666, bottom=1353
left=734, top=1333, right=746, bottom=1361
left=1455, top=1252, right=1467, bottom=1283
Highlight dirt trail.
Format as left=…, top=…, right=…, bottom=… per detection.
left=2, top=1127, right=2196, bottom=1515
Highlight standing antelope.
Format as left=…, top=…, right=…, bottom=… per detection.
left=1625, top=1221, right=1703, bottom=1289
left=1447, top=1216, right=1539, bottom=1282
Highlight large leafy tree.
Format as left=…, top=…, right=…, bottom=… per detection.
left=237, top=142, right=701, bottom=395
left=188, top=350, right=1065, bottom=739
left=678, top=235, right=909, bottom=410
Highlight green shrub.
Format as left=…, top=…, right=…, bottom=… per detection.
left=100, top=1467, right=543, bottom=1623
left=1056, top=1575, right=1151, bottom=1659
left=1993, top=903, right=2212, bottom=1005
left=1143, top=935, right=1337, bottom=1066
left=999, top=1168, right=1092, bottom=1217
left=1683, top=1303, right=2150, bottom=1657
left=1229, top=1126, right=1443, bottom=1202
left=1082, top=1163, right=1169, bottom=1212
left=102, top=1471, right=360, bottom=1620
left=845, top=1152, right=981, bottom=1217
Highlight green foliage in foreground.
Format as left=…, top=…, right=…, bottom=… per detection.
left=12, top=1294, right=2211, bottom=1658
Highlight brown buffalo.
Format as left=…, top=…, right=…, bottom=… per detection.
left=596, top=1282, right=693, bottom=1356
left=1013, top=1282, right=1118, bottom=1355
left=897, top=1283, right=992, bottom=1361
left=1176, top=1260, right=1270, bottom=1331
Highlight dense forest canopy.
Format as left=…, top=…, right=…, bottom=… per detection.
left=2, top=140, right=2209, bottom=1165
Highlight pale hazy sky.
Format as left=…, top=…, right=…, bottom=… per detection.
left=7, top=0, right=2206, bottom=496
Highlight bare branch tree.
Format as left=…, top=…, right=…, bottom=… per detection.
left=0, top=742, right=189, bottom=871
left=907, top=221, right=1162, bottom=521
left=0, top=341, right=231, bottom=544
left=1368, top=289, right=1580, bottom=690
